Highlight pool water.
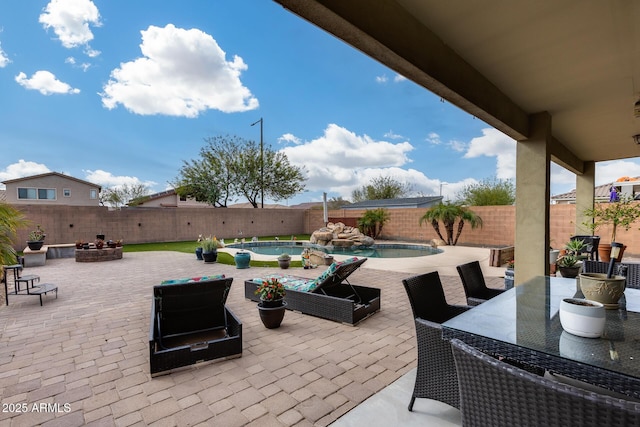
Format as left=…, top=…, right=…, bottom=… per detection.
left=226, top=242, right=440, bottom=258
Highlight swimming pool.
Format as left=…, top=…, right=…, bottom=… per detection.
left=225, top=242, right=440, bottom=258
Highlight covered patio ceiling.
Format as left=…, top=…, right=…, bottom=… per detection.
left=274, top=0, right=640, bottom=175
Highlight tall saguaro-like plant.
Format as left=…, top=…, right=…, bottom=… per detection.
left=419, top=202, right=483, bottom=245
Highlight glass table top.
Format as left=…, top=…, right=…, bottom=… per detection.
left=443, top=276, right=640, bottom=380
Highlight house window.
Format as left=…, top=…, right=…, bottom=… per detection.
left=17, top=188, right=37, bottom=199
left=90, top=189, right=97, bottom=199
left=38, top=189, right=56, bottom=200
left=17, top=187, right=56, bottom=200
left=63, top=188, right=71, bottom=197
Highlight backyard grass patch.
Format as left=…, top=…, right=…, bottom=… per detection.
left=123, top=235, right=310, bottom=268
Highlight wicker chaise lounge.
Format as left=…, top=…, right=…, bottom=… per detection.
left=244, top=257, right=380, bottom=325
left=149, top=276, right=242, bottom=376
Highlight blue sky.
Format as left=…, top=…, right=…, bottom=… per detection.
left=1, top=0, right=640, bottom=206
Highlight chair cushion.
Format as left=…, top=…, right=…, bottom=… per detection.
left=251, top=274, right=319, bottom=293
left=160, top=274, right=226, bottom=285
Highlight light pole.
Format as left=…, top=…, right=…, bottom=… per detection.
left=439, top=182, right=447, bottom=197
left=251, top=117, right=264, bottom=208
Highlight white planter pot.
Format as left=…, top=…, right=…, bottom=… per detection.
left=559, top=298, right=605, bottom=338
left=549, top=249, right=560, bottom=264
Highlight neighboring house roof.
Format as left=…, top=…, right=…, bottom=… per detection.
left=1, top=172, right=101, bottom=190
left=342, top=196, right=443, bottom=210
left=129, top=188, right=178, bottom=206
left=551, top=177, right=640, bottom=203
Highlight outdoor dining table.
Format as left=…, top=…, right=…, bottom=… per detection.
left=442, top=276, right=640, bottom=399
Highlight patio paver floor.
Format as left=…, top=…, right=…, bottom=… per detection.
left=0, top=250, right=504, bottom=426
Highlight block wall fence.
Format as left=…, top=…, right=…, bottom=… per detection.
left=11, top=204, right=640, bottom=257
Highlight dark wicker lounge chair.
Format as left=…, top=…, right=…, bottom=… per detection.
left=582, top=260, right=640, bottom=289
left=149, top=276, right=242, bottom=376
left=244, top=257, right=380, bottom=325
left=402, top=271, right=471, bottom=410
left=456, top=260, right=505, bottom=306
left=450, top=338, right=640, bottom=426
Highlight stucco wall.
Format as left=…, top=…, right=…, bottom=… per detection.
left=12, top=205, right=305, bottom=249
left=12, top=203, right=640, bottom=256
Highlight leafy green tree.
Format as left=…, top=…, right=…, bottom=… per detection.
left=357, top=208, right=390, bottom=238
left=102, top=183, right=150, bottom=208
left=419, top=202, right=483, bottom=245
left=457, top=176, right=515, bottom=206
left=175, top=135, right=306, bottom=208
left=351, top=176, right=413, bottom=202
left=0, top=202, right=29, bottom=271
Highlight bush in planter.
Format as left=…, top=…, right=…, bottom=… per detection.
left=0, top=202, right=29, bottom=270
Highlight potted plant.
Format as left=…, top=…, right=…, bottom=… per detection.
left=75, top=240, right=84, bottom=249
left=27, top=225, right=46, bottom=250
left=95, top=239, right=104, bottom=249
left=582, top=195, right=640, bottom=261
left=277, top=253, right=291, bottom=269
left=556, top=239, right=585, bottom=278
left=201, top=236, right=219, bottom=263
left=254, top=278, right=287, bottom=328
left=557, top=254, right=582, bottom=278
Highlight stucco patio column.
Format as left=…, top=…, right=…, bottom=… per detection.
left=515, top=112, right=551, bottom=285
left=575, top=161, right=596, bottom=234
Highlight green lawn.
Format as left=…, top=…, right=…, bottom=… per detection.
left=122, top=235, right=310, bottom=267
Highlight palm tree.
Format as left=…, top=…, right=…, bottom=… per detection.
left=0, top=202, right=29, bottom=280
left=357, top=208, right=390, bottom=238
left=419, top=202, right=483, bottom=245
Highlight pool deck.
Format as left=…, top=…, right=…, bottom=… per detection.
left=0, top=245, right=504, bottom=426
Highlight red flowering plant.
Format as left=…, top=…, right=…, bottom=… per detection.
left=254, top=278, right=286, bottom=301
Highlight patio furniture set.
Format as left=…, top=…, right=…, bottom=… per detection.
left=149, top=256, right=381, bottom=376
left=404, top=260, right=640, bottom=426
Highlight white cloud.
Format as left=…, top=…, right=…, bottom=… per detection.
left=0, top=160, right=51, bottom=189
left=83, top=169, right=156, bottom=189
left=15, top=71, right=80, bottom=95
left=426, top=132, right=441, bottom=145
left=464, top=128, right=516, bottom=179
left=281, top=124, right=420, bottom=198
left=394, top=74, right=407, bottom=83
left=375, top=74, right=388, bottom=83
left=0, top=42, right=10, bottom=68
left=278, top=133, right=301, bottom=145
left=39, top=0, right=101, bottom=53
left=100, top=24, right=258, bottom=117
left=384, top=130, right=404, bottom=140
left=596, top=159, right=640, bottom=186
left=448, top=139, right=466, bottom=152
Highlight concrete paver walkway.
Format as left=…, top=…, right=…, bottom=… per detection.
left=0, top=247, right=504, bottom=426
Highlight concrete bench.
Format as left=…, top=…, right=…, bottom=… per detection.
left=22, top=246, right=48, bottom=267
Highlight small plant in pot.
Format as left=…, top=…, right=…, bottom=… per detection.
left=557, top=254, right=582, bottom=278
left=201, top=236, right=219, bottom=263
left=277, top=253, right=291, bottom=269
left=27, top=225, right=46, bottom=250
left=255, top=278, right=287, bottom=328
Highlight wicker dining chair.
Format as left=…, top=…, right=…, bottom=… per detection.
left=401, top=271, right=471, bottom=410
left=450, top=338, right=640, bottom=427
left=456, top=260, right=505, bottom=306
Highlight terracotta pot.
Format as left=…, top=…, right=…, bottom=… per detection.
left=598, top=243, right=626, bottom=262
